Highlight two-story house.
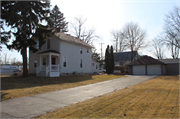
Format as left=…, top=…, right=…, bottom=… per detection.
left=29, top=32, right=99, bottom=77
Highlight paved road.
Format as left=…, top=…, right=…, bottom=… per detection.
left=0, top=75, right=157, bottom=118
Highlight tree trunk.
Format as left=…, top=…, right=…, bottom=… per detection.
left=22, top=46, right=28, bottom=77
left=22, top=7, right=28, bottom=77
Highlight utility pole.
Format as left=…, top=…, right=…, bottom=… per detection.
left=99, top=42, right=104, bottom=60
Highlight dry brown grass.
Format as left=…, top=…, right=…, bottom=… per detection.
left=1, top=74, right=125, bottom=101
left=36, top=75, right=179, bottom=118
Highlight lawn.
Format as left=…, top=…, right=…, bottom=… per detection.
left=36, top=76, right=179, bottom=118
left=1, top=74, right=125, bottom=101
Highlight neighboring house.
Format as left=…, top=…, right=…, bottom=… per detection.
left=92, top=60, right=100, bottom=74
left=158, top=59, right=179, bottom=75
left=29, top=32, right=99, bottom=77
left=114, top=51, right=140, bottom=69
left=127, top=55, right=166, bottom=75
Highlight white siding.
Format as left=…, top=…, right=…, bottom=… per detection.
left=29, top=36, right=60, bottom=74
left=147, top=65, right=161, bottom=75
left=60, top=41, right=92, bottom=74
left=92, top=61, right=99, bottom=74
left=133, top=65, right=146, bottom=75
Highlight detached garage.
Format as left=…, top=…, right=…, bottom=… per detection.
left=127, top=56, right=166, bottom=75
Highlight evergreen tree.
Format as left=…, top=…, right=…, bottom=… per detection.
left=105, top=45, right=110, bottom=74
left=110, top=45, right=114, bottom=73
left=49, top=5, right=68, bottom=32
left=1, top=1, right=55, bottom=77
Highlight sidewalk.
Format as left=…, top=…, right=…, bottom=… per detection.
left=0, top=75, right=157, bottom=118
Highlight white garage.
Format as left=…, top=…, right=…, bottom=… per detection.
left=128, top=55, right=166, bottom=75
left=132, top=65, right=146, bottom=75
left=147, top=65, right=161, bottom=75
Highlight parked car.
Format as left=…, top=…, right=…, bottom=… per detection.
left=99, top=68, right=106, bottom=73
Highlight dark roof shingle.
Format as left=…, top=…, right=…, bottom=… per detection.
left=127, top=56, right=165, bottom=65
left=114, top=51, right=138, bottom=62
left=38, top=50, right=60, bottom=54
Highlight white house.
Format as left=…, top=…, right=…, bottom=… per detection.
left=29, top=32, right=99, bottom=77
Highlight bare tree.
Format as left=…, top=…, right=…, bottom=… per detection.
left=2, top=52, right=11, bottom=64
left=159, top=6, right=180, bottom=59
left=120, top=22, right=147, bottom=61
left=11, top=57, right=16, bottom=65
left=70, top=16, right=99, bottom=45
left=111, top=29, right=127, bottom=52
left=152, top=37, right=165, bottom=59
left=163, top=6, right=180, bottom=49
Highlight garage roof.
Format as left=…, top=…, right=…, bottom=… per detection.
left=127, top=55, right=165, bottom=65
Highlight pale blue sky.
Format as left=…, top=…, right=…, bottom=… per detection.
left=1, top=0, right=179, bottom=63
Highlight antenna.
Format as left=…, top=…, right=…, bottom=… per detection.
left=99, top=42, right=104, bottom=60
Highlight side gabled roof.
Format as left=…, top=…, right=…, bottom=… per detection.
left=158, top=59, right=179, bottom=64
left=54, top=32, right=93, bottom=48
left=114, top=51, right=138, bottom=62
left=127, top=55, right=165, bottom=65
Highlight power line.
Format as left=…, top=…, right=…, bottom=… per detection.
left=99, top=42, right=104, bottom=60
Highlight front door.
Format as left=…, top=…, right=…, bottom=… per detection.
left=42, top=57, right=46, bottom=71
left=52, top=57, right=56, bottom=65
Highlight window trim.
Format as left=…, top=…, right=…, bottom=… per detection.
left=34, top=57, right=38, bottom=68
left=63, top=56, right=67, bottom=67
left=80, top=59, right=82, bottom=68
left=47, top=39, right=50, bottom=49
left=80, top=47, right=82, bottom=54
left=36, top=41, right=39, bottom=49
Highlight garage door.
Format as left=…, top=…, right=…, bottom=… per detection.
left=147, top=65, right=161, bottom=75
left=133, top=65, right=146, bottom=75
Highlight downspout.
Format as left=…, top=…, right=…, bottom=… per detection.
left=59, top=40, right=61, bottom=76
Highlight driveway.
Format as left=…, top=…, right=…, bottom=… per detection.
left=0, top=75, right=157, bottom=118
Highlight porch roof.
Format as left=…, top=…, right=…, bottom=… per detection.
left=38, top=50, right=60, bottom=54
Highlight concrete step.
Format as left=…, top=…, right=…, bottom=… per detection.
left=37, top=71, right=47, bottom=77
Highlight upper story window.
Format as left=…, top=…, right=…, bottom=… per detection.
left=34, top=58, right=37, bottom=68
left=47, top=39, right=50, bottom=49
left=63, top=57, right=66, bottom=67
left=36, top=41, right=39, bottom=49
left=87, top=48, right=89, bottom=53
left=80, top=59, right=82, bottom=68
left=92, top=63, right=94, bottom=66
left=80, top=48, right=82, bottom=54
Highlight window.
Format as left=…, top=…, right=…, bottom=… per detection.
left=43, top=57, right=46, bottom=65
left=87, top=48, right=89, bottom=53
left=36, top=41, right=39, bottom=49
left=80, top=59, right=82, bottom=68
left=63, top=57, right=66, bottom=67
left=47, top=39, right=50, bottom=49
left=80, top=48, right=82, bottom=54
left=34, top=58, right=37, bottom=68
left=96, top=64, right=98, bottom=69
left=92, top=63, right=94, bottom=66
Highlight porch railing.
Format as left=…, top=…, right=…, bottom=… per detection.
left=51, top=65, right=59, bottom=72
left=46, top=65, right=50, bottom=76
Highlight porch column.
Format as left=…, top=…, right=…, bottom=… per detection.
left=39, top=55, right=41, bottom=70
left=49, top=53, right=51, bottom=72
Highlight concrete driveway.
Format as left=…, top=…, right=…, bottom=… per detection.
left=0, top=75, right=157, bottom=118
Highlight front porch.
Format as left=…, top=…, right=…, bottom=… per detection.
left=36, top=50, right=60, bottom=77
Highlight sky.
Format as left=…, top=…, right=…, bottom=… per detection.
left=1, top=0, right=179, bottom=63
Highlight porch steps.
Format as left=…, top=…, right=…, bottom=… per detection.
left=37, top=71, right=47, bottom=77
